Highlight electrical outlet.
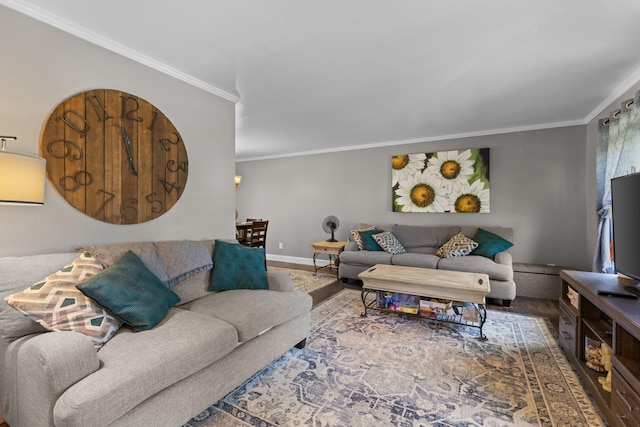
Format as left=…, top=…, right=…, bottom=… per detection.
left=279, top=242, right=283, bottom=249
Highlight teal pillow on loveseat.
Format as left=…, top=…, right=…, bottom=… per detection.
left=358, top=229, right=384, bottom=251
left=471, top=228, right=513, bottom=258
left=77, top=250, right=180, bottom=331
left=209, top=240, right=268, bottom=291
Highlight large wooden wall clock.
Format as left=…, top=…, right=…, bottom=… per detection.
left=40, top=89, right=188, bottom=224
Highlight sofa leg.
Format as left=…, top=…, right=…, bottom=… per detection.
left=502, top=300, right=512, bottom=308
left=341, top=278, right=349, bottom=283
left=294, top=338, right=306, bottom=349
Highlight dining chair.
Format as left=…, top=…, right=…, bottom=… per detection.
left=247, top=220, right=268, bottom=248
left=239, top=218, right=262, bottom=245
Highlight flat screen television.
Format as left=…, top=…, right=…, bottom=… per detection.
left=611, top=172, right=640, bottom=295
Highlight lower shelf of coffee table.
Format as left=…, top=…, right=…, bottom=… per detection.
left=360, top=288, right=488, bottom=340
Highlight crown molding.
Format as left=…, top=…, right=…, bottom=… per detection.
left=0, top=0, right=240, bottom=103
left=584, top=63, right=640, bottom=123
left=237, top=119, right=587, bottom=162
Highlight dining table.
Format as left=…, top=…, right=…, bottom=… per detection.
left=235, top=221, right=253, bottom=243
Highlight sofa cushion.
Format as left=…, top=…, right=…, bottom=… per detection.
left=436, top=233, right=478, bottom=258
left=470, top=228, right=514, bottom=259
left=338, top=249, right=393, bottom=266
left=3, top=252, right=122, bottom=348
left=372, top=232, right=407, bottom=254
left=54, top=308, right=238, bottom=426
left=154, top=241, right=213, bottom=288
left=437, top=255, right=514, bottom=281
left=393, top=225, right=460, bottom=249
left=209, top=240, right=268, bottom=291
left=405, top=247, right=438, bottom=255
left=0, top=252, right=78, bottom=340
left=184, top=289, right=312, bottom=342
left=77, top=251, right=180, bottom=332
left=173, top=269, right=214, bottom=306
left=174, top=269, right=295, bottom=307
left=170, top=240, right=217, bottom=305
left=391, top=253, right=440, bottom=269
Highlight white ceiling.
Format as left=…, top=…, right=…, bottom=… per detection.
left=4, top=0, right=640, bottom=161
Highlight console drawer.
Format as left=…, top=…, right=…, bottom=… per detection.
left=612, top=368, right=640, bottom=427
left=558, top=302, right=577, bottom=355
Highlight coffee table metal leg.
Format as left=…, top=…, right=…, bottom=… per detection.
left=476, top=304, right=488, bottom=341
left=360, top=288, right=379, bottom=317
left=360, top=288, right=368, bottom=317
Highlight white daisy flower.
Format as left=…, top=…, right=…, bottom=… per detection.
left=448, top=179, right=490, bottom=213
left=391, top=153, right=427, bottom=187
left=395, top=169, right=449, bottom=212
left=426, top=149, right=475, bottom=194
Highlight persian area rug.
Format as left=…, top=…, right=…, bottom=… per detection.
left=185, top=289, right=606, bottom=427
left=270, top=266, right=338, bottom=294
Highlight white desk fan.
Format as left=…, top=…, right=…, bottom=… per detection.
left=322, top=215, right=340, bottom=242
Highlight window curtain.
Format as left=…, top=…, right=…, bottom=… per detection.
left=593, top=90, right=640, bottom=273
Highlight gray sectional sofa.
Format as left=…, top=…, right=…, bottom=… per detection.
left=339, top=224, right=516, bottom=306
left=0, top=239, right=312, bottom=427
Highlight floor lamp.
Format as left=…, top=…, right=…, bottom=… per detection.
left=0, top=136, right=46, bottom=205
left=235, top=175, right=242, bottom=220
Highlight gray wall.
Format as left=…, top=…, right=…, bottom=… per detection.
left=0, top=7, right=237, bottom=257
left=237, top=125, right=590, bottom=270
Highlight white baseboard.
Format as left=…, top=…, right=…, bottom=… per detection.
left=266, top=254, right=330, bottom=267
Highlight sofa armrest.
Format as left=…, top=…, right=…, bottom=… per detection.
left=494, top=251, right=513, bottom=267
left=267, top=270, right=295, bottom=292
left=7, top=331, right=99, bottom=426
left=343, top=241, right=358, bottom=252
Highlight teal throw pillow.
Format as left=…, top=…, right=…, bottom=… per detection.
left=77, top=250, right=180, bottom=332
left=470, top=228, right=514, bottom=258
left=359, top=229, right=384, bottom=251
left=209, top=240, right=268, bottom=291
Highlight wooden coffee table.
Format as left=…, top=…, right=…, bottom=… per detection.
left=358, top=264, right=491, bottom=339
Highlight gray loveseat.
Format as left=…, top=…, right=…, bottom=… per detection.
left=0, top=239, right=312, bottom=427
left=339, top=224, right=516, bottom=306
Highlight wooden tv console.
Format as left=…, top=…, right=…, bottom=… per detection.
left=559, top=270, right=640, bottom=426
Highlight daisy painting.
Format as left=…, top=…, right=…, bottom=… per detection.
left=392, top=148, right=490, bottom=213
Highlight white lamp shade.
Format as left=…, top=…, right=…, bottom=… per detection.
left=0, top=152, right=46, bottom=205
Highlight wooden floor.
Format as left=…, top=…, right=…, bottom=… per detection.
left=269, top=260, right=560, bottom=331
